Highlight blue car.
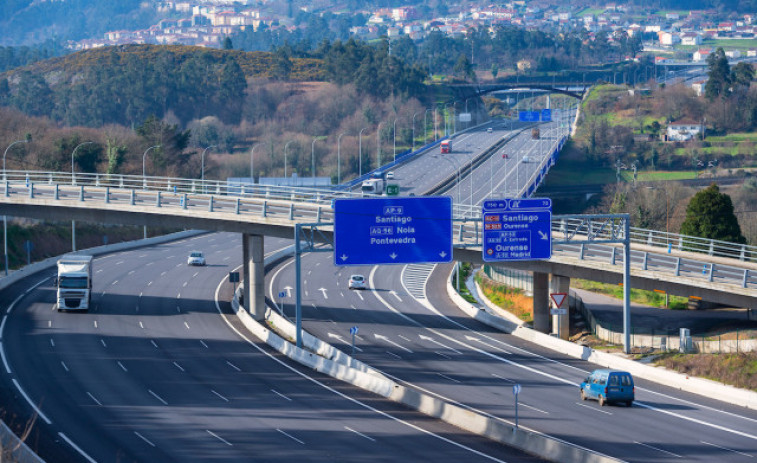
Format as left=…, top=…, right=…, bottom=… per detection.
left=580, top=369, right=634, bottom=407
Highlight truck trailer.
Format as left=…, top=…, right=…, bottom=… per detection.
left=56, top=255, right=93, bottom=312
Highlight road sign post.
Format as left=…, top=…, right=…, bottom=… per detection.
left=513, top=384, right=522, bottom=430
left=550, top=292, right=568, bottom=339
left=482, top=198, right=552, bottom=262
left=349, top=326, right=359, bottom=367
left=334, top=197, right=452, bottom=266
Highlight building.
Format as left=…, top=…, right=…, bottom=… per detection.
left=680, top=32, right=702, bottom=46
left=667, top=122, right=703, bottom=141
left=693, top=48, right=712, bottom=61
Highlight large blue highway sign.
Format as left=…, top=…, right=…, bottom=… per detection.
left=518, top=111, right=540, bottom=122
left=482, top=198, right=552, bottom=262
left=541, top=109, right=552, bottom=121
left=334, top=197, right=453, bottom=266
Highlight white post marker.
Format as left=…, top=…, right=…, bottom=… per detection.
left=349, top=326, right=359, bottom=366
left=513, top=383, right=521, bottom=430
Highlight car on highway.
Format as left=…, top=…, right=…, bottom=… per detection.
left=348, top=274, right=366, bottom=290
left=386, top=171, right=395, bottom=180
left=187, top=251, right=206, bottom=266
left=580, top=369, right=634, bottom=406
left=487, top=127, right=493, bottom=133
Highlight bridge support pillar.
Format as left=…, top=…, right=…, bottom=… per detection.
left=550, top=274, right=570, bottom=340
left=532, top=272, right=550, bottom=333
left=242, top=233, right=265, bottom=321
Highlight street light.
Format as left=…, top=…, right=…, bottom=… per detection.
left=376, top=122, right=383, bottom=169
left=392, top=117, right=398, bottom=162
left=71, top=141, right=95, bottom=185
left=359, top=127, right=369, bottom=176
left=432, top=154, right=461, bottom=205
left=3, top=138, right=30, bottom=276
left=412, top=112, right=421, bottom=152
left=424, top=109, right=433, bottom=145
left=141, top=145, right=161, bottom=189
left=284, top=141, right=295, bottom=179
left=337, top=132, right=347, bottom=185
left=250, top=144, right=258, bottom=182
left=311, top=136, right=323, bottom=180
left=200, top=144, right=217, bottom=184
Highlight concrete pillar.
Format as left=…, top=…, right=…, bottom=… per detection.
left=550, top=274, right=570, bottom=340
left=242, top=233, right=265, bottom=321
left=532, top=272, right=550, bottom=333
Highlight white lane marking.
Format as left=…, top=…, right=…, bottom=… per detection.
left=48, top=320, right=51, bottom=328
left=389, top=290, right=403, bottom=302
left=147, top=281, right=153, bottom=287
left=271, top=389, right=292, bottom=401
left=520, top=403, right=549, bottom=414
left=492, top=373, right=514, bottom=383
left=115, top=260, right=124, bottom=265
left=386, top=351, right=402, bottom=360
left=0, top=316, right=6, bottom=337
left=373, top=333, right=413, bottom=353
left=350, top=305, right=357, bottom=310
left=700, top=440, right=754, bottom=458
left=146, top=262, right=154, bottom=266
left=93, top=320, right=98, bottom=329
left=134, top=431, right=156, bottom=447
left=418, top=334, right=462, bottom=354
left=193, top=272, right=199, bottom=278
left=318, top=288, right=328, bottom=299
left=464, top=335, right=511, bottom=354
left=226, top=361, right=241, bottom=372
left=0, top=343, right=11, bottom=373
left=96, top=269, right=103, bottom=274
left=13, top=379, right=51, bottom=424
left=217, top=272, right=511, bottom=463
left=59, top=432, right=97, bottom=463
left=118, top=361, right=128, bottom=372
left=184, top=321, right=190, bottom=330
left=50, top=338, right=55, bottom=347
left=139, top=321, right=144, bottom=329
left=173, top=362, right=185, bottom=372
left=398, top=335, right=412, bottom=342
left=139, top=292, right=143, bottom=298
left=148, top=389, right=168, bottom=405
left=87, top=392, right=102, bottom=406
left=277, top=429, right=305, bottom=445
left=436, top=372, right=460, bottom=383
left=355, top=291, right=364, bottom=301
left=207, top=430, right=233, bottom=446
left=435, top=351, right=451, bottom=359
left=61, top=361, right=69, bottom=372
left=150, top=340, right=158, bottom=348
left=223, top=256, right=230, bottom=261
left=101, top=339, right=107, bottom=348
left=575, top=402, right=612, bottom=415
left=111, top=280, right=118, bottom=286
left=200, top=340, right=209, bottom=348
left=345, top=426, right=376, bottom=442
left=175, top=263, right=181, bottom=267
left=128, top=270, right=135, bottom=275
left=182, top=281, right=188, bottom=287
left=211, top=390, right=229, bottom=402
left=635, top=441, right=683, bottom=458
left=311, top=303, right=317, bottom=310
left=161, top=271, right=167, bottom=277
left=177, top=293, right=181, bottom=299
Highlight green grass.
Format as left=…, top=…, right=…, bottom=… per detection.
left=626, top=171, right=697, bottom=182
left=653, top=10, right=690, bottom=17
left=542, top=161, right=615, bottom=186
left=707, top=133, right=757, bottom=142
left=573, top=279, right=688, bottom=309
left=577, top=8, right=604, bottom=16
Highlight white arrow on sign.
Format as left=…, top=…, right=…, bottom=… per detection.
left=538, top=230, right=549, bottom=240
left=439, top=251, right=447, bottom=258
left=419, top=334, right=462, bottom=354
left=374, top=333, right=413, bottom=353
left=340, top=254, right=348, bottom=261
left=318, top=288, right=328, bottom=299
left=284, top=286, right=293, bottom=297
left=389, top=252, right=398, bottom=260
left=550, top=292, right=567, bottom=308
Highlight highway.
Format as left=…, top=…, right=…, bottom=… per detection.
left=0, top=233, right=543, bottom=462
left=267, top=253, right=757, bottom=462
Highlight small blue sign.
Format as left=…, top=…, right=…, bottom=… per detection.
left=482, top=198, right=552, bottom=262
left=334, top=197, right=453, bottom=266
left=518, top=111, right=540, bottom=122
left=278, top=291, right=287, bottom=298
left=349, top=326, right=359, bottom=335
left=541, top=109, right=552, bottom=122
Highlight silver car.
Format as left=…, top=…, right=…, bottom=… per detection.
left=187, top=251, right=206, bottom=266
left=348, top=274, right=366, bottom=290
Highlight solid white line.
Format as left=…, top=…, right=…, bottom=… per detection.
left=148, top=389, right=168, bottom=405
left=226, top=361, right=241, bottom=372
left=61, top=361, right=69, bottom=372
left=147, top=281, right=153, bottom=287
left=436, top=372, right=460, bottom=383
left=635, top=441, right=683, bottom=458
left=271, top=389, right=292, bottom=401
left=173, top=361, right=184, bottom=372
left=184, top=321, right=190, bottom=330
left=200, top=340, right=208, bottom=348
left=345, top=426, right=376, bottom=442
left=50, top=338, right=55, bottom=347
left=13, top=379, right=51, bottom=424
left=134, top=431, right=156, bottom=447
left=207, top=430, right=233, bottom=446
left=277, top=429, right=305, bottom=445
left=151, top=340, right=158, bottom=348
left=0, top=343, right=11, bottom=373
left=211, top=390, right=229, bottom=402
left=700, top=440, right=754, bottom=458
left=100, top=339, right=107, bottom=348
left=0, top=316, right=6, bottom=337
left=87, top=392, right=102, bottom=406
left=386, top=351, right=402, bottom=360
left=59, top=432, right=97, bottom=463
left=575, top=402, right=612, bottom=415
left=117, top=361, right=127, bottom=372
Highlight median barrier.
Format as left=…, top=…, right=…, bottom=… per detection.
left=449, top=267, right=757, bottom=410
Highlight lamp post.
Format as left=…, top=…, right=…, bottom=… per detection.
left=142, top=145, right=161, bottom=189
left=359, top=127, right=368, bottom=176
left=3, top=138, right=30, bottom=276
left=412, top=112, right=421, bottom=152
left=337, top=132, right=347, bottom=185
left=200, top=144, right=217, bottom=186
left=424, top=109, right=432, bottom=145
left=392, top=118, right=398, bottom=162
left=434, top=106, right=438, bottom=140
left=71, top=141, right=94, bottom=185
left=311, top=137, right=322, bottom=180
left=284, top=141, right=294, bottom=179
left=434, top=154, right=461, bottom=205
left=376, top=122, right=383, bottom=169
left=250, top=144, right=258, bottom=184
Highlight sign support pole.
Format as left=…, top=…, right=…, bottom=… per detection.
left=295, top=224, right=303, bottom=348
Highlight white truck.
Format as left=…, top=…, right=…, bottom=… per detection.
left=55, top=255, right=93, bottom=312
left=361, top=178, right=384, bottom=196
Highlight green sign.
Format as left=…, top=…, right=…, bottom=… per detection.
left=386, top=184, right=400, bottom=196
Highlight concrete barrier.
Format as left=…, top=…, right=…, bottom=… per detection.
left=0, top=420, right=44, bottom=463
left=450, top=268, right=757, bottom=410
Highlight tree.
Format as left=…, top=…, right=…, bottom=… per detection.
left=453, top=53, right=474, bottom=81
left=222, top=37, right=233, bottom=50
left=705, top=48, right=731, bottom=100
left=680, top=184, right=745, bottom=244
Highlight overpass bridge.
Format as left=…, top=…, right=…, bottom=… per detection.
left=1, top=170, right=755, bottom=349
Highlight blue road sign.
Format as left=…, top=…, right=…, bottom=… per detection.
left=519, top=111, right=540, bottom=122
left=278, top=291, right=287, bottom=298
left=482, top=198, right=552, bottom=262
left=334, top=197, right=453, bottom=266
left=349, top=326, right=359, bottom=335
left=541, top=109, right=552, bottom=121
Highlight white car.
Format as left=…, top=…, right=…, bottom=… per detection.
left=487, top=127, right=493, bottom=133
left=187, top=251, right=206, bottom=266
left=348, top=274, right=366, bottom=290
left=386, top=171, right=395, bottom=180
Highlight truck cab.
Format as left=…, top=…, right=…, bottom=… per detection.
left=56, top=255, right=93, bottom=312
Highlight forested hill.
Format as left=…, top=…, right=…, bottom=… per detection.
left=0, top=44, right=325, bottom=128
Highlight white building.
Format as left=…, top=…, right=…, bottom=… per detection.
left=667, top=123, right=703, bottom=141
left=680, top=32, right=702, bottom=46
